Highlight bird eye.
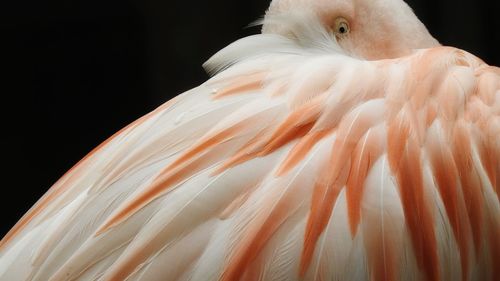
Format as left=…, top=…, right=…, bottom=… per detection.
left=334, top=18, right=350, bottom=37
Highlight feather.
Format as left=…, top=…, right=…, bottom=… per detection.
left=1, top=4, right=499, bottom=281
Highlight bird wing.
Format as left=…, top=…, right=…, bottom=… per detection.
left=1, top=33, right=499, bottom=281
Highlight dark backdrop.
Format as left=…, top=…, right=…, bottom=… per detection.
left=1, top=0, right=499, bottom=237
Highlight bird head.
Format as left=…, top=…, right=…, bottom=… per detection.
left=263, top=0, right=440, bottom=60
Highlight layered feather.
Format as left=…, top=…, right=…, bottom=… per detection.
left=1, top=12, right=499, bottom=281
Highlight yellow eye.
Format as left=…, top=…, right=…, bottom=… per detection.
left=334, top=18, right=350, bottom=36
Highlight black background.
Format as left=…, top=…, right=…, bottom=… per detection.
left=1, top=0, right=499, bottom=237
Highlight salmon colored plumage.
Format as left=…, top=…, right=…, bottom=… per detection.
left=1, top=0, right=499, bottom=280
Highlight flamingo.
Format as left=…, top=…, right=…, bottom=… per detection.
left=1, top=0, right=499, bottom=280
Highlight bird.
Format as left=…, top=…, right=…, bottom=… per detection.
left=1, top=0, right=499, bottom=280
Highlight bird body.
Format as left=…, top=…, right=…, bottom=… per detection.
left=1, top=0, right=499, bottom=280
